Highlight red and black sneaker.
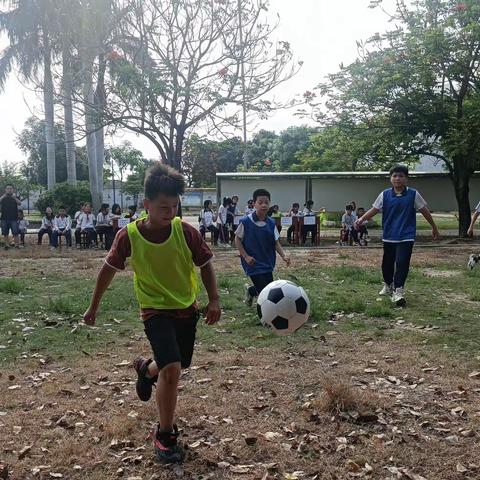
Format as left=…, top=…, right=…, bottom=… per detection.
left=132, top=356, right=158, bottom=402
left=152, top=424, right=185, bottom=464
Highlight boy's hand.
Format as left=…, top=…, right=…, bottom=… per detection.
left=283, top=256, right=291, bottom=267
left=467, top=227, right=474, bottom=237
left=244, top=255, right=255, bottom=266
left=204, top=299, right=221, bottom=325
left=432, top=227, right=440, bottom=241
left=83, top=306, right=97, bottom=326
left=354, top=219, right=363, bottom=230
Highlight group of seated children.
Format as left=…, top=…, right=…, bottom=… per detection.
left=34, top=203, right=139, bottom=250
left=199, top=196, right=323, bottom=246
left=340, top=201, right=368, bottom=246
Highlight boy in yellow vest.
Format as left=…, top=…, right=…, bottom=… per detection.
left=83, top=163, right=221, bottom=464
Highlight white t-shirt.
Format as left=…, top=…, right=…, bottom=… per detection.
left=97, top=212, right=113, bottom=226
left=342, top=212, right=357, bottom=228
left=245, top=207, right=255, bottom=215
left=217, top=205, right=229, bottom=225
left=302, top=208, right=315, bottom=216
left=54, top=215, right=72, bottom=231
left=200, top=210, right=215, bottom=228
left=373, top=188, right=427, bottom=211
left=475, top=201, right=480, bottom=213
left=77, top=212, right=95, bottom=229
left=235, top=214, right=280, bottom=241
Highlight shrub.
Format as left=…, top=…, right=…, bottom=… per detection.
left=35, top=182, right=92, bottom=216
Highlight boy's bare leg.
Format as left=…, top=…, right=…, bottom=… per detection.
left=13, top=234, right=20, bottom=247
left=148, top=361, right=181, bottom=432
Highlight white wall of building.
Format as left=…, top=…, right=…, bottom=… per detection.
left=218, top=173, right=480, bottom=212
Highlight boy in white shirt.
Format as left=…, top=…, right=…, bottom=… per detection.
left=52, top=206, right=72, bottom=248
left=75, top=202, right=97, bottom=248
left=17, top=210, right=29, bottom=247
left=199, top=200, right=219, bottom=245
left=96, top=203, right=114, bottom=250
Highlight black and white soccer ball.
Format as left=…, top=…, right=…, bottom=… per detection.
left=257, top=280, right=310, bottom=335
left=468, top=253, right=480, bottom=270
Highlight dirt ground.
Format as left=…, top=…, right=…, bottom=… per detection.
left=1, top=245, right=480, bottom=480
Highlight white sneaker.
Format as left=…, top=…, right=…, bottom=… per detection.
left=392, top=287, right=406, bottom=307
left=244, top=284, right=254, bottom=306
left=379, top=283, right=393, bottom=296
left=468, top=254, right=479, bottom=270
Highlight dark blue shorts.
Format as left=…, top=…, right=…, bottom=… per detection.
left=1, top=220, right=19, bottom=236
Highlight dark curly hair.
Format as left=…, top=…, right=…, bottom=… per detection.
left=144, top=163, right=185, bottom=200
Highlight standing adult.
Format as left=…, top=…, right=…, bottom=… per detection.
left=0, top=184, right=21, bottom=250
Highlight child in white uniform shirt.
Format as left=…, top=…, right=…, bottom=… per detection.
left=199, top=200, right=219, bottom=245
left=75, top=202, right=97, bottom=248
left=96, top=203, right=114, bottom=250
left=52, top=206, right=72, bottom=248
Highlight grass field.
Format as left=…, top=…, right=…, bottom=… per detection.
left=1, top=245, right=480, bottom=479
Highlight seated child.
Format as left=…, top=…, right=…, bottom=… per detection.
left=199, top=200, right=219, bottom=245
left=287, top=203, right=301, bottom=244
left=356, top=207, right=368, bottom=244
left=340, top=204, right=359, bottom=246
left=17, top=210, right=29, bottom=246
left=125, top=205, right=139, bottom=221
left=96, top=203, right=114, bottom=250
left=302, top=200, right=317, bottom=245
left=51, top=206, right=72, bottom=248
left=38, top=207, right=55, bottom=246
left=75, top=202, right=97, bottom=248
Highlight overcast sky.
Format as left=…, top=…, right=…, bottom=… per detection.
left=0, top=0, right=398, bottom=166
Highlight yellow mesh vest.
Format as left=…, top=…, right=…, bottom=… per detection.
left=127, top=217, right=199, bottom=309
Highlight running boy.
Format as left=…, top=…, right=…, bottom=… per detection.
left=83, top=164, right=221, bottom=464
left=355, top=165, right=439, bottom=306
left=235, top=188, right=290, bottom=307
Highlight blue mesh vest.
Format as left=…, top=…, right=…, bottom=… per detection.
left=240, top=214, right=276, bottom=276
left=382, top=187, right=417, bottom=242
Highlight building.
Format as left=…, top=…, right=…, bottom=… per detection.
left=217, top=171, right=480, bottom=212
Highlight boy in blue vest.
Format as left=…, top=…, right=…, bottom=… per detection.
left=83, top=163, right=221, bottom=464
left=235, top=188, right=290, bottom=307
left=355, top=165, right=439, bottom=306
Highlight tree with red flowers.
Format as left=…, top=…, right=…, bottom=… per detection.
left=307, top=0, right=480, bottom=236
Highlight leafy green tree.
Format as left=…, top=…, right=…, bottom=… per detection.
left=0, top=0, right=58, bottom=189
left=35, top=181, right=92, bottom=216
left=307, top=0, right=480, bottom=236
left=16, top=118, right=89, bottom=187
left=295, top=124, right=415, bottom=172
left=183, top=135, right=245, bottom=187
left=271, top=126, right=318, bottom=171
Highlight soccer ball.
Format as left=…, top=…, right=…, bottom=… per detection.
left=257, top=280, right=310, bottom=335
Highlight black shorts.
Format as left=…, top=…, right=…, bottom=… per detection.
left=143, top=313, right=199, bottom=370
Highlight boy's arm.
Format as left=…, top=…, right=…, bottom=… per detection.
left=355, top=207, right=379, bottom=228
left=419, top=207, right=440, bottom=240
left=235, top=234, right=255, bottom=265
left=275, top=240, right=291, bottom=266
left=83, top=264, right=117, bottom=325
left=468, top=211, right=479, bottom=236
left=200, top=262, right=221, bottom=325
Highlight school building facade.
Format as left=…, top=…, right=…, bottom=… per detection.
left=216, top=171, right=480, bottom=212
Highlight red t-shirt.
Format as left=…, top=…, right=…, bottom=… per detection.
left=105, top=220, right=213, bottom=321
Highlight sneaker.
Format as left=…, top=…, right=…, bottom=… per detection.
left=468, top=254, right=479, bottom=270
left=132, top=356, right=158, bottom=402
left=152, top=424, right=185, bottom=464
left=244, top=284, right=254, bottom=306
left=392, top=287, right=406, bottom=307
left=379, top=282, right=393, bottom=296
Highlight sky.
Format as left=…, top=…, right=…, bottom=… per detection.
left=0, top=0, right=398, bottom=166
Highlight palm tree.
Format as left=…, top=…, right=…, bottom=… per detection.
left=0, top=0, right=57, bottom=189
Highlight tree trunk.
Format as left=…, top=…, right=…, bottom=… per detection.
left=83, top=65, right=101, bottom=211
left=452, top=170, right=472, bottom=237
left=63, top=48, right=77, bottom=185
left=94, top=58, right=107, bottom=205
left=43, top=46, right=56, bottom=190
